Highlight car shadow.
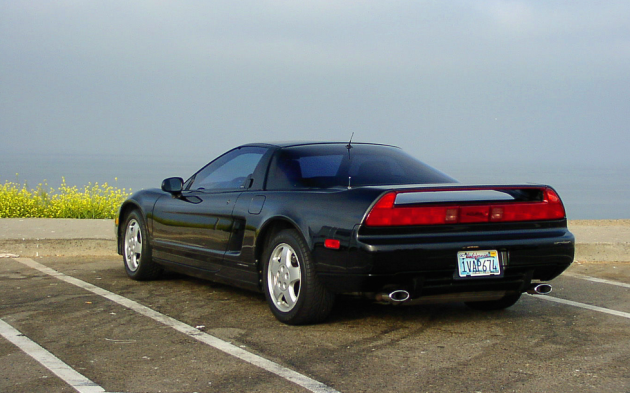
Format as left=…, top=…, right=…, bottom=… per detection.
left=326, top=295, right=472, bottom=324
left=154, top=269, right=518, bottom=325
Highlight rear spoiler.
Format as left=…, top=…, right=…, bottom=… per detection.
left=364, top=185, right=566, bottom=227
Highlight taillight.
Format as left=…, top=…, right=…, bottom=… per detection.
left=364, top=187, right=566, bottom=227
left=543, top=188, right=566, bottom=219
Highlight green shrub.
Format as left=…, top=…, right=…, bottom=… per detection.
left=0, top=177, right=131, bottom=219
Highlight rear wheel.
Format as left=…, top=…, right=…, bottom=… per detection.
left=465, top=292, right=521, bottom=311
left=262, top=229, right=335, bottom=325
left=123, top=210, right=162, bottom=280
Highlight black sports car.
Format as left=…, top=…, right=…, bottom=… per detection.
left=116, top=142, right=575, bottom=325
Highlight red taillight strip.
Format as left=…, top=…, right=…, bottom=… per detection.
left=365, top=187, right=566, bottom=227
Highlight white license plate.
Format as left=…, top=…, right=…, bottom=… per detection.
left=457, top=250, right=502, bottom=278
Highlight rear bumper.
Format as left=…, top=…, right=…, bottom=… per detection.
left=316, top=223, right=575, bottom=296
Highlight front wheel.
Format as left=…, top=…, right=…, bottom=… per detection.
left=465, top=292, right=522, bottom=311
left=122, top=210, right=162, bottom=281
left=262, top=229, right=335, bottom=325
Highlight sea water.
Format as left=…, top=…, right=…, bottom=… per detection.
left=439, top=160, right=630, bottom=220
left=1, top=152, right=628, bottom=220
left=0, top=152, right=202, bottom=192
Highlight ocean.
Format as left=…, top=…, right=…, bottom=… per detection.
left=1, top=152, right=628, bottom=220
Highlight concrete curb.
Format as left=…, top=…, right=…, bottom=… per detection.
left=0, top=218, right=117, bottom=257
left=0, top=218, right=629, bottom=262
left=0, top=239, right=117, bottom=257
left=575, top=243, right=630, bottom=263
left=5, top=241, right=627, bottom=262
left=569, top=220, right=630, bottom=263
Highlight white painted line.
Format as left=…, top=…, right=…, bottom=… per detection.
left=15, top=258, right=339, bottom=393
left=529, top=295, right=630, bottom=320
left=0, top=318, right=105, bottom=393
left=563, top=272, right=630, bottom=289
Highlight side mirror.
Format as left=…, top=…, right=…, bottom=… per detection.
left=161, top=177, right=184, bottom=195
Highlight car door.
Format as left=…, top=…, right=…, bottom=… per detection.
left=151, top=146, right=269, bottom=272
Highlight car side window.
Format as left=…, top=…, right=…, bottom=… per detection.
left=189, top=147, right=267, bottom=191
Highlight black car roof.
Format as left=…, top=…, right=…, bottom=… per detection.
left=241, top=141, right=399, bottom=149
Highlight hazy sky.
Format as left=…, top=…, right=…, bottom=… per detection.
left=1, top=1, right=629, bottom=168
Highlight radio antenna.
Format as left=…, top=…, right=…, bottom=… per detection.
left=346, top=132, right=355, bottom=161
left=345, top=132, right=354, bottom=150
left=346, top=132, right=354, bottom=188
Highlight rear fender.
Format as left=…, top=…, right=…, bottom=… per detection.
left=255, top=218, right=304, bottom=265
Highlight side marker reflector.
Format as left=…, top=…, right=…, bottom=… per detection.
left=324, top=239, right=341, bottom=249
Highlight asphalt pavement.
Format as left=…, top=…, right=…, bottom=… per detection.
left=2, top=255, right=630, bottom=392
left=0, top=218, right=629, bottom=262
left=1, top=219, right=630, bottom=392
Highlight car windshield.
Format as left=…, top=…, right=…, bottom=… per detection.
left=266, top=144, right=457, bottom=190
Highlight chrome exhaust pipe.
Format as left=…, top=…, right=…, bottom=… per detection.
left=527, top=283, right=553, bottom=295
left=375, top=290, right=411, bottom=304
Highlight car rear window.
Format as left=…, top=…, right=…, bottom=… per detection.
left=299, top=155, right=343, bottom=178
left=265, top=144, right=456, bottom=190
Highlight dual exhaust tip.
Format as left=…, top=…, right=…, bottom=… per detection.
left=527, top=283, right=553, bottom=295
left=375, top=283, right=553, bottom=305
left=374, top=290, right=411, bottom=304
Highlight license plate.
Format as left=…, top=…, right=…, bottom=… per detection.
left=457, top=250, right=502, bottom=278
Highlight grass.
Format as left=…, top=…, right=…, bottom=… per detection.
left=0, top=177, right=131, bottom=219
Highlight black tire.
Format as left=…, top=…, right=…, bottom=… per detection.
left=465, top=292, right=522, bottom=311
left=262, top=229, right=335, bottom=325
left=122, top=210, right=162, bottom=281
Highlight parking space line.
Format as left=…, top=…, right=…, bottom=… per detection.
left=530, top=295, right=630, bottom=320
left=0, top=318, right=106, bottom=393
left=15, top=258, right=339, bottom=393
left=563, top=272, right=630, bottom=289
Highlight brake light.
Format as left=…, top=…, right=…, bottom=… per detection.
left=365, top=187, right=566, bottom=227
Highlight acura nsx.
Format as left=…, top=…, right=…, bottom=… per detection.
left=116, top=142, right=575, bottom=324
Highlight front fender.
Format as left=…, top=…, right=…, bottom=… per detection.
left=116, top=189, right=165, bottom=255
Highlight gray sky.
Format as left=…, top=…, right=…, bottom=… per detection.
left=1, top=0, right=629, bottom=168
